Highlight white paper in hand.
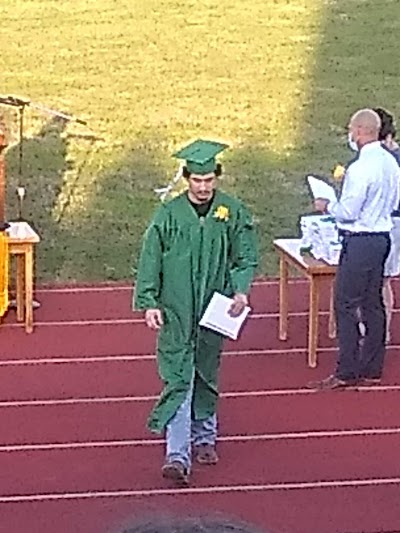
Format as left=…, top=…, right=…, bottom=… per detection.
left=199, top=292, right=251, bottom=340
left=307, top=176, right=337, bottom=204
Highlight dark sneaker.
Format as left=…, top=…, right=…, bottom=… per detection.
left=194, top=444, right=219, bottom=465
left=161, top=461, right=189, bottom=486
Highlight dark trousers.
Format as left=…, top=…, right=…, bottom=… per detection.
left=334, top=233, right=390, bottom=380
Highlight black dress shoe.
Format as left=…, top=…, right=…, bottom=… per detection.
left=306, top=374, right=359, bottom=390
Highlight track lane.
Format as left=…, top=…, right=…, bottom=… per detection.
left=6, top=278, right=400, bottom=323
left=1, top=391, right=400, bottom=444
left=2, top=280, right=331, bottom=323
left=0, top=482, right=399, bottom=533
left=0, top=435, right=400, bottom=495
left=1, top=349, right=400, bottom=400
left=0, top=315, right=350, bottom=359
left=2, top=311, right=400, bottom=359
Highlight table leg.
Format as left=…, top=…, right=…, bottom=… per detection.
left=16, top=254, right=25, bottom=322
left=25, top=247, right=33, bottom=333
left=279, top=253, right=289, bottom=341
left=328, top=279, right=337, bottom=339
left=308, top=276, right=320, bottom=368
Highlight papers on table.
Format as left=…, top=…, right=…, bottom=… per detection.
left=299, top=215, right=342, bottom=265
left=6, top=221, right=33, bottom=239
left=199, top=292, right=251, bottom=340
left=307, top=175, right=337, bottom=204
left=295, top=175, right=342, bottom=265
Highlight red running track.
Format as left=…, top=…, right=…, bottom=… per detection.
left=0, top=278, right=399, bottom=533
left=2, top=391, right=400, bottom=444
left=2, top=349, right=400, bottom=401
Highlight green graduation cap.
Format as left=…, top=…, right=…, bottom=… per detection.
left=174, top=139, right=229, bottom=175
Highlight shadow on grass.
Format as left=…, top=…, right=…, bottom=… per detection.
left=237, top=0, right=400, bottom=274
left=5, top=115, right=71, bottom=279
left=59, top=129, right=315, bottom=281
left=221, top=141, right=313, bottom=274
left=50, top=133, right=171, bottom=282
left=299, top=0, right=400, bottom=165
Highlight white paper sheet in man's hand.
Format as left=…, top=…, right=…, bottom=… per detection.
left=307, top=175, right=337, bottom=204
left=199, top=292, right=251, bottom=340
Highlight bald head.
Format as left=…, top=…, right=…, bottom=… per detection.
left=348, top=108, right=381, bottom=148
left=350, top=108, right=381, bottom=132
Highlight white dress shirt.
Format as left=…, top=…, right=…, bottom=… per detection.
left=328, top=141, right=400, bottom=233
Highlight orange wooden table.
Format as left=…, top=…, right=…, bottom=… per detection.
left=273, top=238, right=337, bottom=368
left=7, top=222, right=40, bottom=333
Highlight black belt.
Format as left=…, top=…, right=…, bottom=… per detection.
left=338, top=230, right=390, bottom=238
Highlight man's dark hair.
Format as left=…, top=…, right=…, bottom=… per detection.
left=182, top=163, right=222, bottom=179
left=374, top=107, right=396, bottom=141
left=111, top=513, right=268, bottom=533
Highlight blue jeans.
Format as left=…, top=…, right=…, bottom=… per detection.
left=165, top=383, right=217, bottom=472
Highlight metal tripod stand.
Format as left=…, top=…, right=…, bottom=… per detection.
left=0, top=95, right=87, bottom=309
left=0, top=94, right=87, bottom=220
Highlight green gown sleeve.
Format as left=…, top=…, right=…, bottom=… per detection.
left=229, top=203, right=258, bottom=295
left=133, top=210, right=165, bottom=311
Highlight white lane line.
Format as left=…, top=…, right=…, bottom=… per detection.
left=3, top=308, right=400, bottom=328
left=0, top=310, right=332, bottom=328
left=1, top=477, right=400, bottom=502
left=0, top=344, right=398, bottom=367
left=1, top=427, right=400, bottom=453
left=0, top=385, right=399, bottom=408
left=33, top=279, right=308, bottom=294
left=3, top=318, right=144, bottom=328
left=0, top=355, right=159, bottom=366
left=0, top=347, right=331, bottom=366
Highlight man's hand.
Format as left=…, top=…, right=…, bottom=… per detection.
left=314, top=198, right=329, bottom=213
left=229, top=293, right=248, bottom=317
left=145, top=308, right=164, bottom=330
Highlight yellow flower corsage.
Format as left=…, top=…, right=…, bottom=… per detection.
left=333, top=164, right=346, bottom=181
left=214, top=205, right=229, bottom=221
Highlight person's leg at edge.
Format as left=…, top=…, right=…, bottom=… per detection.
left=382, top=277, right=394, bottom=343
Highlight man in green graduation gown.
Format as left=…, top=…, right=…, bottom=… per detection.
left=133, top=139, right=258, bottom=486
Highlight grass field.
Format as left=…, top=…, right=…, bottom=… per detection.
left=1, top=0, right=400, bottom=283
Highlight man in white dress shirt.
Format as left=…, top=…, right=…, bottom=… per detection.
left=309, top=108, right=400, bottom=389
